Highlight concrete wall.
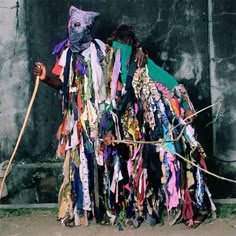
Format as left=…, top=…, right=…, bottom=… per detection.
left=0, top=0, right=30, bottom=162
left=207, top=0, right=236, bottom=198
left=0, top=0, right=235, bottom=203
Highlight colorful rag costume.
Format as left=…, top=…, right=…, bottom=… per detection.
left=51, top=6, right=216, bottom=229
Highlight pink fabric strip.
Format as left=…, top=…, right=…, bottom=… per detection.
left=167, top=153, right=179, bottom=210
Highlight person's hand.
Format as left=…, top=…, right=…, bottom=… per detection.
left=103, top=132, right=115, bottom=146
left=135, top=48, right=147, bottom=68
left=184, top=109, right=196, bottom=122
left=33, top=62, right=47, bottom=81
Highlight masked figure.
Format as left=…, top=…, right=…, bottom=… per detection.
left=34, top=5, right=215, bottom=230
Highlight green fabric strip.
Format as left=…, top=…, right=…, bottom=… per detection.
left=147, top=58, right=178, bottom=90
left=181, top=97, right=189, bottom=110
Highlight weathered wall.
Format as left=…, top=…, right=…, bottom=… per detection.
left=0, top=0, right=30, bottom=161
left=0, top=0, right=235, bottom=203
left=206, top=0, right=236, bottom=198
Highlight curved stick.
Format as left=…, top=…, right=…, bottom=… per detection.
left=0, top=76, right=40, bottom=198
left=161, top=145, right=236, bottom=184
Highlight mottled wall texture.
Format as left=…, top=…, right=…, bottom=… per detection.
left=0, top=0, right=235, bottom=203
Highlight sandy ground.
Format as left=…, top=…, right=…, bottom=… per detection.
left=1, top=209, right=236, bottom=236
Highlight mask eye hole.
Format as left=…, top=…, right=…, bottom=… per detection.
left=74, top=22, right=81, bottom=27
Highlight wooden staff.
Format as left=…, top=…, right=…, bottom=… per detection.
left=0, top=76, right=40, bottom=198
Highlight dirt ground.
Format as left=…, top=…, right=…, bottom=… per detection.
left=1, top=208, right=236, bottom=236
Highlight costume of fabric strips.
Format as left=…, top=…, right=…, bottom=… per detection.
left=50, top=5, right=216, bottom=230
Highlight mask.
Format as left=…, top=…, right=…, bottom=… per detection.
left=68, top=6, right=100, bottom=53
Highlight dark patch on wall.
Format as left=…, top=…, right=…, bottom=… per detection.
left=22, top=0, right=64, bottom=162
